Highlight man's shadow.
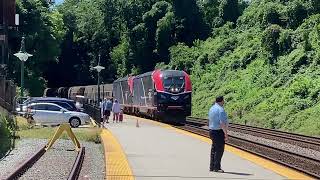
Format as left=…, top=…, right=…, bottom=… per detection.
left=223, top=171, right=253, bottom=176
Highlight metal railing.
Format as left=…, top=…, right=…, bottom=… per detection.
left=83, top=103, right=101, bottom=124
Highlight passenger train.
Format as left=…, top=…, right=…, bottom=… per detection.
left=43, top=69, right=192, bottom=124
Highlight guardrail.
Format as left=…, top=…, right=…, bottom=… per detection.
left=83, top=103, right=101, bottom=124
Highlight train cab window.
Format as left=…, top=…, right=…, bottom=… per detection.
left=163, top=76, right=185, bottom=93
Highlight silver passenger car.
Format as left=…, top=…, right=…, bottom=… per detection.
left=27, top=102, right=91, bottom=128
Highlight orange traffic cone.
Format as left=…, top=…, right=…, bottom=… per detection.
left=136, top=119, right=140, bottom=128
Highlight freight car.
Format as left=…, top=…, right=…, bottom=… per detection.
left=43, top=88, right=58, bottom=97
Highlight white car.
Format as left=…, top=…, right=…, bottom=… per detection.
left=27, top=102, right=91, bottom=128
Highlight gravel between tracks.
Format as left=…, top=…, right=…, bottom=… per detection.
left=19, top=139, right=78, bottom=180
left=0, top=138, right=105, bottom=180
left=78, top=142, right=105, bottom=180
left=229, top=130, right=320, bottom=161
left=0, top=138, right=47, bottom=179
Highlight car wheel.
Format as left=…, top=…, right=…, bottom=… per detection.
left=70, top=118, right=80, bottom=128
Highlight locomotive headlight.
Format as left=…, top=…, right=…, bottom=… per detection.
left=175, top=88, right=179, bottom=92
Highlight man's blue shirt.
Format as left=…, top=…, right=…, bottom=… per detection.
left=208, top=103, right=228, bottom=130
left=105, top=100, right=113, bottom=110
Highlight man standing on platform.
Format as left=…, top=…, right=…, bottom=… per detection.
left=104, top=98, right=113, bottom=123
left=208, top=96, right=229, bottom=173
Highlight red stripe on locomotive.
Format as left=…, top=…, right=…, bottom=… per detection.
left=152, top=69, right=164, bottom=91
left=183, top=71, right=192, bottom=92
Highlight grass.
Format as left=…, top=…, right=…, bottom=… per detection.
left=16, top=117, right=102, bottom=143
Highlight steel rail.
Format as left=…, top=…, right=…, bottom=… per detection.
left=4, top=146, right=46, bottom=180
left=187, top=117, right=320, bottom=146
left=68, top=147, right=85, bottom=180
left=4, top=146, right=85, bottom=180
left=228, top=125, right=320, bottom=151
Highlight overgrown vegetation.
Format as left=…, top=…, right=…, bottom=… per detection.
left=0, top=115, right=15, bottom=158
left=166, top=0, right=320, bottom=135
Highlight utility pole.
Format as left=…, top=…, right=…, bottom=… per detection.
left=97, top=54, right=101, bottom=106
left=93, top=54, right=105, bottom=107
left=14, top=36, right=33, bottom=97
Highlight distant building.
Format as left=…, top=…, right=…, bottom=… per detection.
left=1, top=0, right=16, bottom=26
left=1, top=0, right=16, bottom=67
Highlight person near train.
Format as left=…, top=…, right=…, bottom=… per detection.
left=99, top=99, right=104, bottom=127
left=104, top=98, right=113, bottom=124
left=208, top=96, right=229, bottom=173
left=119, top=109, right=123, bottom=122
left=112, top=99, right=121, bottom=123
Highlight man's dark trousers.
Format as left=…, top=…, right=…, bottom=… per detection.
left=209, top=129, right=225, bottom=171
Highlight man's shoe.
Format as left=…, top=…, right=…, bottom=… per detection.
left=213, top=169, right=224, bottom=173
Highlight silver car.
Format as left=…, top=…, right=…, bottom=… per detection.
left=27, top=102, right=90, bottom=128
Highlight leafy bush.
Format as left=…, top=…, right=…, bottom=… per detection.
left=0, top=115, right=14, bottom=158
left=176, top=1, right=320, bottom=135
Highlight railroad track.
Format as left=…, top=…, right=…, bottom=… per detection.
left=187, top=117, right=320, bottom=151
left=178, top=120, right=320, bottom=179
left=4, top=146, right=85, bottom=180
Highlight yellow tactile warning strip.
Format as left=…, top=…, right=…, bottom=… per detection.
left=126, top=115, right=314, bottom=180
left=90, top=117, right=98, bottom=127
left=100, top=129, right=135, bottom=180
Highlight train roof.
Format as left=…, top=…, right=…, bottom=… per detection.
left=161, top=70, right=186, bottom=77
left=134, top=71, right=153, bottom=79
left=114, top=76, right=130, bottom=82
left=115, top=70, right=187, bottom=81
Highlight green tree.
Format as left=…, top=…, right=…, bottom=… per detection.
left=218, top=0, right=240, bottom=24
left=8, top=0, right=65, bottom=96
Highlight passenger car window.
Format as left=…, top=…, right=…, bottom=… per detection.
left=33, top=104, right=47, bottom=110
left=46, top=105, right=61, bottom=111
left=55, top=102, right=72, bottom=110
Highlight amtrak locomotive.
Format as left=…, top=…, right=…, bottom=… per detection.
left=44, top=69, right=192, bottom=124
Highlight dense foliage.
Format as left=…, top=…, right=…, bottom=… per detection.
left=7, top=0, right=64, bottom=96
left=7, top=0, right=320, bottom=135
left=167, top=0, right=320, bottom=135
left=0, top=115, right=14, bottom=157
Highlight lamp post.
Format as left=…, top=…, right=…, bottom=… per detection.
left=93, top=54, right=104, bottom=107
left=14, top=36, right=32, bottom=97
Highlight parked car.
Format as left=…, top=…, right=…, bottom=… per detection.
left=27, top=102, right=90, bottom=128
left=16, top=97, right=79, bottom=113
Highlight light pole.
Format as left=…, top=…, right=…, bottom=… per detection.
left=14, top=36, right=32, bottom=97
left=93, top=54, right=104, bottom=107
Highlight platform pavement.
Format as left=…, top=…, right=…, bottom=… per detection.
left=99, top=115, right=312, bottom=180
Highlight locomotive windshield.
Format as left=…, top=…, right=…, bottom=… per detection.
left=163, top=76, right=185, bottom=93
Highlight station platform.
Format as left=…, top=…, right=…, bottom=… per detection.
left=100, top=115, right=311, bottom=180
